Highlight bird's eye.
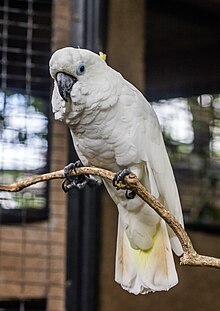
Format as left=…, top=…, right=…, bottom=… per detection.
left=76, top=64, right=85, bottom=75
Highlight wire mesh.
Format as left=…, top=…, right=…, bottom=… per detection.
left=0, top=1, right=66, bottom=310
left=152, top=95, right=220, bottom=230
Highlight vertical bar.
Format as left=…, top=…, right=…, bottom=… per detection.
left=26, top=0, right=33, bottom=95
left=66, top=1, right=107, bottom=310
left=66, top=141, right=84, bottom=311
left=66, top=144, right=101, bottom=311
left=1, top=0, right=9, bottom=90
left=71, top=0, right=86, bottom=47
left=80, top=186, right=101, bottom=311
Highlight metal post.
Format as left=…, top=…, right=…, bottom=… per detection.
left=66, top=1, right=107, bottom=310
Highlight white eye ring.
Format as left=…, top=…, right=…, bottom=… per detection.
left=76, top=64, right=85, bottom=75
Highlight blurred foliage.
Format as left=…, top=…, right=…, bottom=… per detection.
left=0, top=90, right=49, bottom=212
left=152, top=94, right=220, bottom=229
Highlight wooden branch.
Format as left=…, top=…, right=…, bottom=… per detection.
left=0, top=166, right=219, bottom=268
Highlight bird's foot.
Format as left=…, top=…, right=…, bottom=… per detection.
left=62, top=160, right=102, bottom=192
left=63, top=161, right=82, bottom=181
left=62, top=160, right=86, bottom=192
left=113, top=168, right=136, bottom=199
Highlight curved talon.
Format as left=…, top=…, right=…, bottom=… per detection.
left=64, top=160, right=83, bottom=182
left=113, top=168, right=136, bottom=199
left=62, top=179, right=77, bottom=192
left=62, top=177, right=87, bottom=192
left=112, top=177, right=117, bottom=188
left=64, top=164, right=75, bottom=182
left=126, top=190, right=136, bottom=199
left=62, top=161, right=84, bottom=192
left=62, top=161, right=102, bottom=192
left=62, top=179, right=68, bottom=192
left=113, top=168, right=132, bottom=187
left=73, top=160, right=84, bottom=171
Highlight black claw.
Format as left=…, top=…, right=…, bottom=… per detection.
left=113, top=168, right=132, bottom=187
left=113, top=168, right=136, bottom=199
left=62, top=160, right=102, bottom=192
left=126, top=190, right=136, bottom=199
left=62, top=179, right=77, bottom=192
left=64, top=160, right=83, bottom=181
left=62, top=179, right=68, bottom=192
left=62, top=161, right=84, bottom=192
left=62, top=175, right=87, bottom=192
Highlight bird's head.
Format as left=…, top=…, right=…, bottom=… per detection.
left=49, top=47, right=107, bottom=102
left=49, top=47, right=120, bottom=124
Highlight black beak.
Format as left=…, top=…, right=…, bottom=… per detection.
left=56, top=72, right=77, bottom=102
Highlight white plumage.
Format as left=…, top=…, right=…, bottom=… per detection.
left=49, top=47, right=184, bottom=294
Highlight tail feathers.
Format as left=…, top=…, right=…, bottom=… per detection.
left=169, top=233, right=183, bottom=256
left=115, top=219, right=178, bottom=294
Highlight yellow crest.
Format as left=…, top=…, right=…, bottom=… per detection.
left=99, top=51, right=107, bottom=62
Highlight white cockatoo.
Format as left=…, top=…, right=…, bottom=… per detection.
left=49, top=47, right=184, bottom=294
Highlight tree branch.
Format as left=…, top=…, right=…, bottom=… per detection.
left=0, top=166, right=219, bottom=268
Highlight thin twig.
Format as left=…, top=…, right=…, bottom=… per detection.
left=0, top=166, right=219, bottom=268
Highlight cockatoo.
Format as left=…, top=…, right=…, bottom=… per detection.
left=49, top=47, right=184, bottom=294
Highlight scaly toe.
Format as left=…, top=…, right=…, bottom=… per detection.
left=64, top=163, right=76, bottom=181
left=113, top=168, right=131, bottom=187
